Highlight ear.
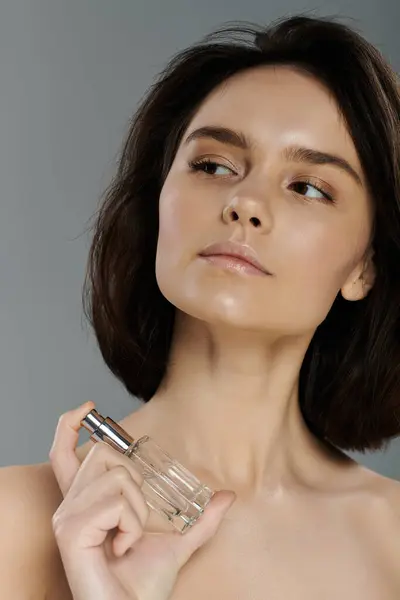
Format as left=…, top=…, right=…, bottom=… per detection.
left=341, top=248, right=376, bottom=302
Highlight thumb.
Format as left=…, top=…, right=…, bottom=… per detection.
left=170, top=490, right=237, bottom=569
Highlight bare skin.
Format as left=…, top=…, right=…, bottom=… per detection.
left=104, top=65, right=397, bottom=597
left=69, top=413, right=400, bottom=600
left=2, top=65, right=400, bottom=599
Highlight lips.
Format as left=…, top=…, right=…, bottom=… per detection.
left=199, top=241, right=272, bottom=275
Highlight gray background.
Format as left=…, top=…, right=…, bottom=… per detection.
left=0, top=0, right=399, bottom=479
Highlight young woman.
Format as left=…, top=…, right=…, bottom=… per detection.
left=1, top=14, right=400, bottom=600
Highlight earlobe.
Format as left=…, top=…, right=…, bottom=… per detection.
left=341, top=278, right=366, bottom=302
left=341, top=251, right=376, bottom=301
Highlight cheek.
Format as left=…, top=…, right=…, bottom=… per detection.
left=157, top=184, right=184, bottom=247
left=158, top=180, right=201, bottom=240
left=284, top=215, right=367, bottom=297
left=155, top=181, right=203, bottom=288
left=156, top=173, right=218, bottom=261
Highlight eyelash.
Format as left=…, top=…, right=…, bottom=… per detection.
left=188, top=158, right=335, bottom=204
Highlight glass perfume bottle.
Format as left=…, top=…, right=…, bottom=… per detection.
left=80, top=408, right=215, bottom=534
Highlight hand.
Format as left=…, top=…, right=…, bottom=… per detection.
left=49, top=401, right=236, bottom=600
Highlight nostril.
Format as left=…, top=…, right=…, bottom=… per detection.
left=250, top=217, right=261, bottom=227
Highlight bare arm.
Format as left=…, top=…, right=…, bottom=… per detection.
left=0, top=463, right=72, bottom=599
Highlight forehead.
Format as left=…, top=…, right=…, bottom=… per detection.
left=184, top=65, right=361, bottom=170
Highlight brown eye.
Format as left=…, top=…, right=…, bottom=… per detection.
left=288, top=178, right=335, bottom=204
left=188, top=158, right=235, bottom=177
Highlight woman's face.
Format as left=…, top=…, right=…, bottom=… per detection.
left=155, top=65, right=375, bottom=333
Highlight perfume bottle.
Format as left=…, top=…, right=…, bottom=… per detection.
left=80, top=408, right=215, bottom=534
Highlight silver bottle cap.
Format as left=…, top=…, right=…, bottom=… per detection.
left=80, top=408, right=135, bottom=454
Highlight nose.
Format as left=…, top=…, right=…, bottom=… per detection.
left=221, top=196, right=271, bottom=233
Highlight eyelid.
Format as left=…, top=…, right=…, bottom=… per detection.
left=190, top=153, right=239, bottom=171
left=287, top=173, right=335, bottom=198
left=291, top=177, right=335, bottom=202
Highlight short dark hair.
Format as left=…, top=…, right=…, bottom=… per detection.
left=82, top=14, right=400, bottom=453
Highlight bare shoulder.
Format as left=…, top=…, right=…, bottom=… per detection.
left=382, top=475, right=400, bottom=511
left=0, top=462, right=72, bottom=599
left=364, top=468, right=400, bottom=520
left=355, top=467, right=400, bottom=585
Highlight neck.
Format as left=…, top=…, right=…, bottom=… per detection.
left=131, top=311, right=354, bottom=500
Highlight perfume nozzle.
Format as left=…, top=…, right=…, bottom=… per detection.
left=80, top=408, right=135, bottom=454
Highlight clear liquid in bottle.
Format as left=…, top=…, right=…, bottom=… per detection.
left=80, top=409, right=215, bottom=533
left=126, top=436, right=214, bottom=533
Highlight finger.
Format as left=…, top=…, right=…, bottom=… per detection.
left=170, top=490, right=236, bottom=569
left=68, top=440, right=145, bottom=497
left=65, top=465, right=150, bottom=529
left=54, top=495, right=143, bottom=558
left=49, top=400, right=96, bottom=496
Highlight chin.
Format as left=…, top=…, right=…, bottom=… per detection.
left=157, top=270, right=264, bottom=328
left=172, top=296, right=260, bottom=330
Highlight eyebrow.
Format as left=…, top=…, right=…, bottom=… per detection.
left=183, top=125, right=363, bottom=187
